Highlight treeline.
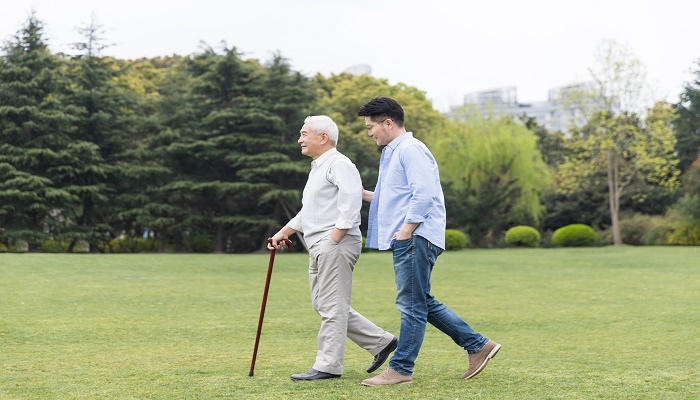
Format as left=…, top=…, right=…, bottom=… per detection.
left=1, top=14, right=699, bottom=253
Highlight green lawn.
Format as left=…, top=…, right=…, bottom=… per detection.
left=1, top=247, right=698, bottom=399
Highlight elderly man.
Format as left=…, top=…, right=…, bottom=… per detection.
left=268, top=115, right=397, bottom=380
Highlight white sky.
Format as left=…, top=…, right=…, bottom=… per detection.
left=2, top=0, right=699, bottom=112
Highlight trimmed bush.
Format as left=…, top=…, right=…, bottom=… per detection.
left=97, top=237, right=157, bottom=253
left=505, top=226, right=541, bottom=247
left=445, top=229, right=468, bottom=250
left=10, top=240, right=29, bottom=253
left=73, top=239, right=90, bottom=253
left=41, top=239, right=68, bottom=253
left=552, top=224, right=597, bottom=247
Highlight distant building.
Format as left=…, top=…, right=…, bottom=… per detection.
left=342, top=64, right=371, bottom=76
left=451, top=83, right=611, bottom=132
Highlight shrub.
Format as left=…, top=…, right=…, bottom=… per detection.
left=0, top=243, right=7, bottom=253
left=596, top=228, right=613, bottom=246
left=97, top=236, right=157, bottom=253
left=552, top=224, right=597, bottom=247
left=445, top=229, right=468, bottom=250
left=643, top=224, right=673, bottom=245
left=504, top=226, right=541, bottom=247
left=73, top=239, right=90, bottom=253
left=10, top=240, right=29, bottom=253
left=189, top=234, right=215, bottom=253
left=619, top=214, right=659, bottom=245
left=667, top=223, right=700, bottom=246
left=41, top=239, right=68, bottom=253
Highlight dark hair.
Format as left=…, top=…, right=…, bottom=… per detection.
left=357, top=96, right=405, bottom=127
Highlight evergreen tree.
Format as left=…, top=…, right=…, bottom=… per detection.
left=252, top=53, right=316, bottom=250
left=60, top=17, right=137, bottom=251
left=154, top=45, right=317, bottom=253
left=675, top=59, right=700, bottom=173
left=113, top=55, right=193, bottom=252
left=0, top=13, right=76, bottom=246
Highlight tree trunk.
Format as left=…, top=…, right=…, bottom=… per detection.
left=606, top=150, right=623, bottom=245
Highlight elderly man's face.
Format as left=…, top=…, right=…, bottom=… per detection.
left=298, top=123, right=327, bottom=160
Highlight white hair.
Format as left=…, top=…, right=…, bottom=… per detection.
left=304, top=115, right=339, bottom=145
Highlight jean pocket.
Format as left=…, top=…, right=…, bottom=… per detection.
left=393, top=237, right=413, bottom=248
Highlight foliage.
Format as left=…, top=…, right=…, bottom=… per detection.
left=618, top=214, right=662, bottom=246
left=558, top=104, right=680, bottom=244
left=519, top=114, right=568, bottom=167
left=597, top=213, right=665, bottom=246
left=0, top=12, right=77, bottom=245
left=188, top=233, right=215, bottom=253
left=439, top=110, right=552, bottom=245
left=643, top=224, right=675, bottom=245
left=9, top=239, right=29, bottom=253
left=667, top=223, right=700, bottom=246
left=552, top=224, right=597, bottom=247
left=674, top=59, right=700, bottom=173
left=504, top=226, right=541, bottom=247
left=444, top=229, right=468, bottom=250
left=97, top=236, right=158, bottom=253
left=40, top=239, right=69, bottom=253
left=558, top=40, right=680, bottom=245
left=667, top=159, right=700, bottom=222
left=1, top=14, right=692, bottom=254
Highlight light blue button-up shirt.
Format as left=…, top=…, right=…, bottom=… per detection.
left=366, top=132, right=446, bottom=250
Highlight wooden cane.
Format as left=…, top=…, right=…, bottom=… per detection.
left=249, top=238, right=292, bottom=376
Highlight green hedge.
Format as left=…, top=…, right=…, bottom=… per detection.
left=445, top=229, right=468, bottom=250
left=552, top=224, right=597, bottom=247
left=505, top=226, right=541, bottom=247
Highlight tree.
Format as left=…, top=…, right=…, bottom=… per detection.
left=519, top=114, right=568, bottom=168
left=161, top=44, right=270, bottom=253
left=675, top=59, right=700, bottom=173
left=252, top=53, right=317, bottom=250
left=558, top=40, right=679, bottom=245
left=58, top=16, right=139, bottom=251
left=435, top=108, right=552, bottom=245
left=558, top=103, right=680, bottom=244
left=115, top=55, right=196, bottom=252
left=147, top=45, right=316, bottom=253
left=0, top=12, right=76, bottom=246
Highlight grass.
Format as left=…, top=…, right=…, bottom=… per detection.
left=1, top=247, right=698, bottom=399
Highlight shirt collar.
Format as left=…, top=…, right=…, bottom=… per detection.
left=386, top=132, right=414, bottom=150
left=311, top=147, right=338, bottom=169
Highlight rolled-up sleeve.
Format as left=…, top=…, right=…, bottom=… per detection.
left=403, top=145, right=437, bottom=224
left=287, top=212, right=303, bottom=233
left=329, top=159, right=362, bottom=230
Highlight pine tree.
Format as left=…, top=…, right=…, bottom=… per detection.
left=58, top=17, right=137, bottom=251
left=0, top=13, right=76, bottom=246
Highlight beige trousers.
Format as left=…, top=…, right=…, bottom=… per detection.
left=308, top=234, right=394, bottom=375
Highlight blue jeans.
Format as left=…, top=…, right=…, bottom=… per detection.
left=388, top=235, right=488, bottom=376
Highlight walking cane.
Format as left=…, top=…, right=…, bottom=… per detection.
left=249, top=237, right=292, bottom=376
